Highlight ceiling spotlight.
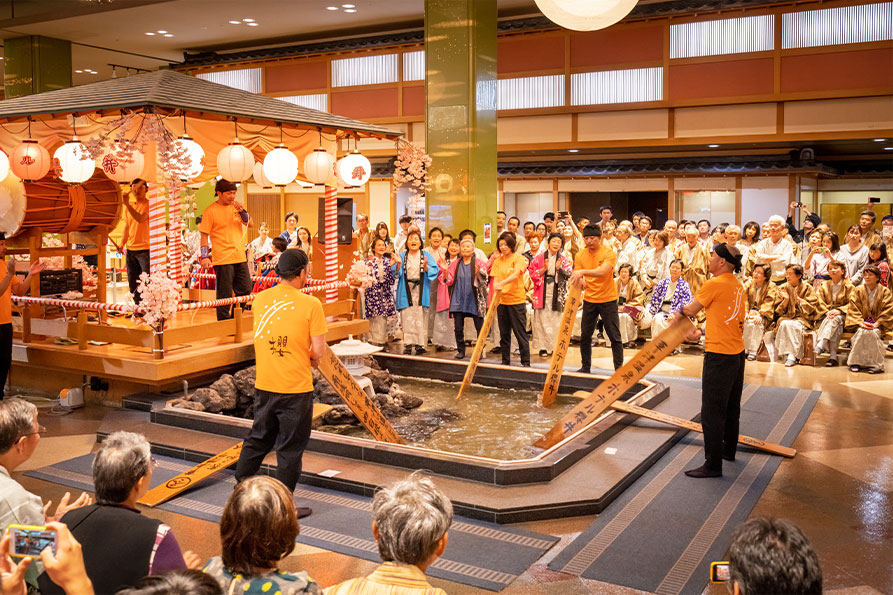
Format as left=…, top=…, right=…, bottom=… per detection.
left=344, top=8, right=357, bottom=12
left=708, top=144, right=720, bottom=148
left=885, top=147, right=893, bottom=150
left=326, top=6, right=339, bottom=10
left=246, top=22, right=258, bottom=26
left=874, top=138, right=886, bottom=142
left=75, top=69, right=83, bottom=73
left=145, top=32, right=155, bottom=35
left=342, top=3, right=356, bottom=7
left=568, top=149, right=579, bottom=153
left=163, top=33, right=174, bottom=37
left=228, top=20, right=241, bottom=24
left=157, top=30, right=167, bottom=34
left=242, top=18, right=254, bottom=22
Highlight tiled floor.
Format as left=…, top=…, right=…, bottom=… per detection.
left=11, top=343, right=892, bottom=594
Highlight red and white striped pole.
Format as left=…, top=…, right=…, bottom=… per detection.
left=148, top=184, right=167, bottom=275
left=324, top=184, right=338, bottom=303
left=167, top=190, right=183, bottom=286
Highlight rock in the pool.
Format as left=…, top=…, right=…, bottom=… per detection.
left=314, top=379, right=342, bottom=405
left=170, top=398, right=205, bottom=412
left=233, top=366, right=256, bottom=398
left=323, top=405, right=357, bottom=425
left=189, top=388, right=224, bottom=413
left=209, top=374, right=239, bottom=410
left=366, top=369, right=392, bottom=393
left=392, top=392, right=423, bottom=410
left=379, top=402, right=409, bottom=418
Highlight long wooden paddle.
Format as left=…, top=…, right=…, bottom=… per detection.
left=540, top=283, right=583, bottom=407
left=570, top=391, right=795, bottom=457
left=534, top=314, right=695, bottom=449
left=457, top=290, right=501, bottom=398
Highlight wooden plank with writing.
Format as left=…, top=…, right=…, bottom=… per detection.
left=457, top=291, right=502, bottom=399
left=569, top=391, right=796, bottom=458
left=138, top=442, right=243, bottom=507
left=317, top=345, right=404, bottom=444
left=540, top=283, right=582, bottom=407
left=534, top=315, right=696, bottom=450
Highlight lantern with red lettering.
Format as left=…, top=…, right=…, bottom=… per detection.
left=101, top=142, right=145, bottom=184
left=10, top=140, right=51, bottom=182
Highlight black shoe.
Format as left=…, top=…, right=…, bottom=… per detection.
left=490, top=346, right=502, bottom=354
left=722, top=454, right=736, bottom=462
left=435, top=345, right=448, bottom=352
left=684, top=465, right=722, bottom=478
left=539, top=350, right=548, bottom=357
left=867, top=366, right=884, bottom=374
left=825, top=358, right=838, bottom=367
left=414, top=346, right=427, bottom=355
left=454, top=352, right=466, bottom=360
left=576, top=367, right=590, bottom=374
left=297, top=507, right=312, bottom=519
left=521, top=363, right=531, bottom=367
left=403, top=346, right=412, bottom=355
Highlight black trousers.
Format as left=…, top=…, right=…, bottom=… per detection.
left=214, top=262, right=253, bottom=320
left=125, top=249, right=151, bottom=304
left=452, top=312, right=483, bottom=356
left=497, top=303, right=529, bottom=366
left=580, top=299, right=623, bottom=370
left=235, top=390, right=314, bottom=492
left=0, top=323, right=11, bottom=399
left=701, top=351, right=746, bottom=471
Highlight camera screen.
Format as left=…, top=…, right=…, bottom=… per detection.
left=711, top=562, right=730, bottom=582
left=12, top=529, right=55, bottom=557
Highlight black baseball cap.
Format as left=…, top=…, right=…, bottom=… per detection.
left=276, top=248, right=308, bottom=278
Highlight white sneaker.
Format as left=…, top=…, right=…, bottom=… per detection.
left=784, top=356, right=797, bottom=367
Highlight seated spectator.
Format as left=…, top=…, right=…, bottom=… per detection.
left=645, top=259, right=692, bottom=354
left=117, top=570, right=223, bottom=595
left=325, top=472, right=452, bottom=595
left=846, top=264, right=892, bottom=374
left=616, top=264, right=644, bottom=349
left=814, top=260, right=853, bottom=367
left=203, top=475, right=322, bottom=594
left=0, top=398, right=92, bottom=589
left=743, top=264, right=778, bottom=361
left=728, top=517, right=822, bottom=595
left=867, top=242, right=889, bottom=287
left=39, top=431, right=197, bottom=594
left=773, top=264, right=818, bottom=367
left=839, top=225, right=869, bottom=285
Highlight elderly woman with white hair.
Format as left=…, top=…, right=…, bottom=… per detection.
left=325, top=471, right=453, bottom=595
left=38, top=431, right=199, bottom=594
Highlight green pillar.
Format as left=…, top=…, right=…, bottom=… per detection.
left=3, top=36, right=72, bottom=98
left=424, top=0, right=497, bottom=251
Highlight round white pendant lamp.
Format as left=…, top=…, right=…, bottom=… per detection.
left=100, top=142, right=145, bottom=184
left=303, top=147, right=336, bottom=185
left=11, top=141, right=51, bottom=181
left=263, top=144, right=298, bottom=186
left=217, top=141, right=255, bottom=181
left=534, top=0, right=638, bottom=31
left=336, top=150, right=371, bottom=187
left=53, top=140, right=96, bottom=184
left=174, top=135, right=205, bottom=181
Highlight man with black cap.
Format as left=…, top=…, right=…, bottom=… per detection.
left=673, top=243, right=747, bottom=478
left=234, top=249, right=326, bottom=517
left=199, top=179, right=253, bottom=320
left=0, top=234, right=45, bottom=398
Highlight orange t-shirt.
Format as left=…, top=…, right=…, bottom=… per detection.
left=489, top=253, right=528, bottom=305
left=0, top=273, right=21, bottom=325
left=198, top=201, right=247, bottom=265
left=697, top=272, right=746, bottom=355
left=123, top=200, right=150, bottom=251
left=253, top=284, right=328, bottom=394
left=574, top=245, right=618, bottom=303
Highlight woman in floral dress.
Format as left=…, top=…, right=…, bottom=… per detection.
left=363, top=237, right=400, bottom=345
left=528, top=233, right=571, bottom=357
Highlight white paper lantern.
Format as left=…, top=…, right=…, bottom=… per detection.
left=100, top=142, right=145, bottom=183
left=263, top=144, right=298, bottom=186
left=53, top=140, right=95, bottom=184
left=534, top=0, right=637, bottom=31
left=303, top=147, right=335, bottom=185
left=11, top=141, right=51, bottom=181
left=0, top=151, right=8, bottom=182
left=174, top=135, right=205, bottom=181
left=336, top=150, right=371, bottom=187
left=252, top=161, right=274, bottom=188
left=217, top=141, right=255, bottom=181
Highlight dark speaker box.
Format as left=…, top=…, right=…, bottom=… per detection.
left=317, top=197, right=353, bottom=244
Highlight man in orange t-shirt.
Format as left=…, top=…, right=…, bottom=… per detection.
left=675, top=243, right=746, bottom=478
left=0, top=234, right=45, bottom=398
left=114, top=178, right=151, bottom=304
left=199, top=179, right=253, bottom=320
left=571, top=225, right=622, bottom=372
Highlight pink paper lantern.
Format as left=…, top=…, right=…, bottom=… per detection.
left=10, top=140, right=51, bottom=181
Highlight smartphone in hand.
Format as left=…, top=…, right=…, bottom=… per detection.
left=8, top=524, right=57, bottom=558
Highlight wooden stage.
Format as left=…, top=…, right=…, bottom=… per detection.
left=11, top=302, right=367, bottom=403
